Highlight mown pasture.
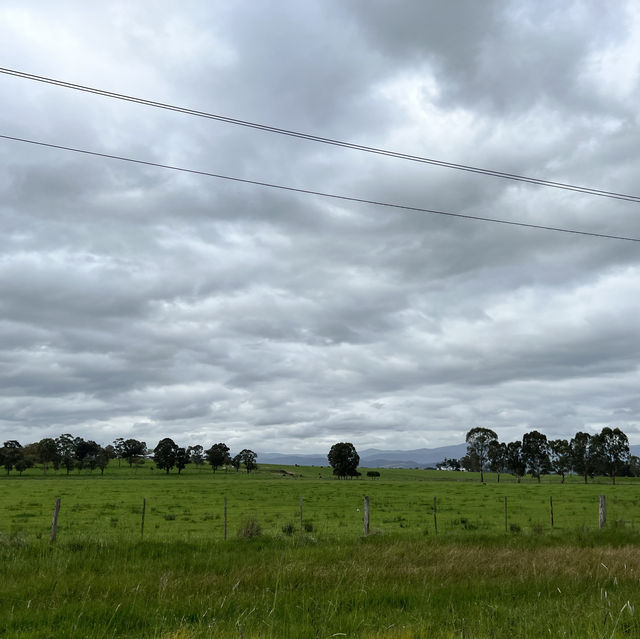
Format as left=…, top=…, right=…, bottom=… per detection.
left=2, top=464, right=640, bottom=637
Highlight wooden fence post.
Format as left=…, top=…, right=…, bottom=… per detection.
left=599, top=495, right=606, bottom=529
left=299, top=495, right=303, bottom=533
left=141, top=498, right=146, bottom=539
left=549, top=496, right=554, bottom=530
left=433, top=496, right=438, bottom=535
left=50, top=498, right=61, bottom=542
left=224, top=497, right=228, bottom=540
left=364, top=496, right=370, bottom=536
left=504, top=496, right=508, bottom=533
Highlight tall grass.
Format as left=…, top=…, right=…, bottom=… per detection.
left=2, top=532, right=640, bottom=637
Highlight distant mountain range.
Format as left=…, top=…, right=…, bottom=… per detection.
left=257, top=443, right=468, bottom=469
left=258, top=443, right=640, bottom=469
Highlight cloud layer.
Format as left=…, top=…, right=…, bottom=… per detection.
left=1, top=1, right=640, bottom=453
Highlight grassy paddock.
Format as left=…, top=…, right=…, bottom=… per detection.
left=2, top=464, right=639, bottom=541
left=3, top=466, right=640, bottom=637
left=3, top=533, right=640, bottom=637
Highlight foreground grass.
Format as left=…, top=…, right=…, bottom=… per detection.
left=2, top=531, right=640, bottom=638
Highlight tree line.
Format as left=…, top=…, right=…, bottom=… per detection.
left=0, top=435, right=258, bottom=476
left=445, top=427, right=636, bottom=484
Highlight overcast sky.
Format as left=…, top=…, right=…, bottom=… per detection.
left=1, top=1, right=640, bottom=454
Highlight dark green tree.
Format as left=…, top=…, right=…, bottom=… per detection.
left=175, top=447, right=189, bottom=474
left=1, top=440, right=23, bottom=475
left=37, top=438, right=59, bottom=473
left=505, top=440, right=526, bottom=483
left=154, top=438, right=178, bottom=474
left=122, top=439, right=147, bottom=468
left=570, top=432, right=596, bottom=484
left=549, top=439, right=571, bottom=483
left=459, top=451, right=480, bottom=472
left=113, top=438, right=125, bottom=467
left=95, top=447, right=110, bottom=475
left=437, top=457, right=461, bottom=471
left=592, top=427, right=629, bottom=485
left=75, top=439, right=101, bottom=471
left=231, top=453, right=242, bottom=472
left=487, top=440, right=507, bottom=482
left=465, top=428, right=498, bottom=482
left=239, top=449, right=258, bottom=473
left=206, top=443, right=230, bottom=472
left=328, top=442, right=359, bottom=479
left=56, top=434, right=77, bottom=475
left=188, top=445, right=205, bottom=470
left=522, top=430, right=550, bottom=483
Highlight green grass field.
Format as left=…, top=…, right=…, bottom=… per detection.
left=3, top=464, right=640, bottom=637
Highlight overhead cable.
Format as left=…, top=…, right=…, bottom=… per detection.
left=1, top=66, right=639, bottom=204
left=1, top=133, right=639, bottom=243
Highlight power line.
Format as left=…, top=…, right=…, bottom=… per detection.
left=2, top=133, right=639, bottom=243
left=2, top=66, right=639, bottom=205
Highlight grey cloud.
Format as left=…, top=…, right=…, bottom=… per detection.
left=1, top=1, right=639, bottom=453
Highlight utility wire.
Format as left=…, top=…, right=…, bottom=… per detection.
left=2, top=133, right=639, bottom=243
left=1, top=66, right=639, bottom=205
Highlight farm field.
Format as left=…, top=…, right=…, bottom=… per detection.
left=3, top=464, right=640, bottom=637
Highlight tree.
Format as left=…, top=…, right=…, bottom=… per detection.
left=206, top=443, right=230, bottom=472
left=231, top=453, right=242, bottom=472
left=122, top=439, right=147, bottom=468
left=505, top=440, right=526, bottom=483
left=113, top=438, right=125, bottom=467
left=15, top=455, right=33, bottom=475
left=95, top=447, right=110, bottom=475
left=437, top=457, right=461, bottom=471
left=56, top=434, right=77, bottom=475
left=328, top=442, right=359, bottom=479
left=570, top=432, right=595, bottom=484
left=239, top=449, right=258, bottom=473
left=459, top=451, right=480, bottom=472
left=75, top=439, right=101, bottom=471
left=522, top=430, right=550, bottom=483
left=154, top=438, right=178, bottom=474
left=37, top=438, right=59, bottom=473
left=175, top=447, right=189, bottom=474
left=188, top=445, right=205, bottom=470
left=549, top=439, right=571, bottom=483
left=487, top=440, right=507, bottom=482
left=624, top=455, right=640, bottom=477
left=1, top=440, right=23, bottom=475
left=592, top=427, right=629, bottom=485
left=465, top=428, right=498, bottom=482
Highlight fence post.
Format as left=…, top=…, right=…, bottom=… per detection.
left=433, top=496, right=438, bottom=535
left=224, top=497, right=228, bottom=540
left=363, top=496, right=370, bottom=536
left=599, top=495, right=606, bottom=529
left=504, top=496, right=508, bottom=533
left=50, top=497, right=61, bottom=542
left=299, top=495, right=303, bottom=533
left=549, top=496, right=554, bottom=530
left=141, top=497, right=146, bottom=539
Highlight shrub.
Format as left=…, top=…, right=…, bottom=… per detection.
left=303, top=521, right=314, bottom=533
left=238, top=517, right=262, bottom=539
left=281, top=523, right=295, bottom=535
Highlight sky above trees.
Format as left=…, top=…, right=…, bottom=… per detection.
left=1, top=1, right=640, bottom=453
